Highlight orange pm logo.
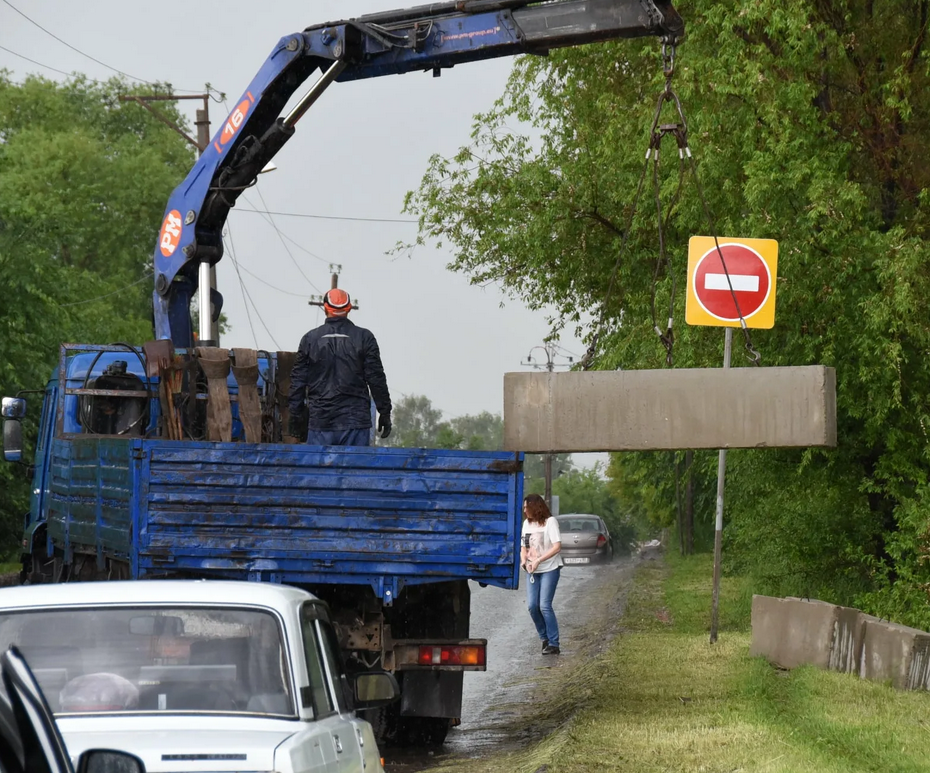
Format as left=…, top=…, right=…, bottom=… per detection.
left=159, top=210, right=183, bottom=257
left=214, top=92, right=255, bottom=153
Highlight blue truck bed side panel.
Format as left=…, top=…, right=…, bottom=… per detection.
left=48, top=437, right=134, bottom=562
left=44, top=437, right=523, bottom=596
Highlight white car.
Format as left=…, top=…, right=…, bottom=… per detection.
left=0, top=580, right=398, bottom=773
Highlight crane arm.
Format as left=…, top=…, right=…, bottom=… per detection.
left=152, top=0, right=684, bottom=345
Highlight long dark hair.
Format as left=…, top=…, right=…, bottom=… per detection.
left=523, top=494, right=550, bottom=526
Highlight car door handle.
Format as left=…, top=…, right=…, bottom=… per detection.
left=334, top=734, right=343, bottom=754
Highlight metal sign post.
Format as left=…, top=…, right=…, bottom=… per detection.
left=709, top=326, right=732, bottom=644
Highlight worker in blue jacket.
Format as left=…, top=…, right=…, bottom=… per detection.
left=288, top=288, right=392, bottom=445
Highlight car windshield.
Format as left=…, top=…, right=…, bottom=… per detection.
left=559, top=518, right=602, bottom=532
left=0, top=606, right=294, bottom=716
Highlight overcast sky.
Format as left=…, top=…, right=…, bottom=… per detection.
left=1, top=0, right=604, bottom=466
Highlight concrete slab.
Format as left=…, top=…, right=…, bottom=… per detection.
left=750, top=596, right=858, bottom=671
left=503, top=366, right=836, bottom=452
left=860, top=617, right=930, bottom=690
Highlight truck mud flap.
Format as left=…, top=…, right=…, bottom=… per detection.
left=399, top=671, right=463, bottom=719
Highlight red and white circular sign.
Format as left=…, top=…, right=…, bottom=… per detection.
left=692, top=242, right=771, bottom=321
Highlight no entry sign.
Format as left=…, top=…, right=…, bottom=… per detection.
left=685, top=237, right=778, bottom=328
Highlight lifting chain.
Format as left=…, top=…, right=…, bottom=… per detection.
left=580, top=39, right=761, bottom=371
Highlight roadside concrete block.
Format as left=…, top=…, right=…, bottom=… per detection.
left=502, top=366, right=836, bottom=453
left=859, top=617, right=930, bottom=690
left=750, top=596, right=861, bottom=672
left=827, top=605, right=870, bottom=674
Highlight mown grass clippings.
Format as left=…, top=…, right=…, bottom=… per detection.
left=427, top=549, right=930, bottom=773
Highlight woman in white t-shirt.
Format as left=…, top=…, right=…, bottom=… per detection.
left=520, top=493, right=563, bottom=655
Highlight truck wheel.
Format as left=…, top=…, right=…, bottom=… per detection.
left=362, top=706, right=451, bottom=748
left=397, top=716, right=451, bottom=747
left=360, top=704, right=398, bottom=747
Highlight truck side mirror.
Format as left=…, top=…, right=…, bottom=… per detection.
left=2, top=419, right=23, bottom=463
left=2, top=398, right=27, bottom=464
left=77, top=749, right=147, bottom=773
left=1, top=397, right=26, bottom=419
left=352, top=671, right=400, bottom=709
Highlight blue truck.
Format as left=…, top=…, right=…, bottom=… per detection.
left=1, top=0, right=683, bottom=746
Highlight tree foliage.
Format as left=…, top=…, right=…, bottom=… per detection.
left=405, top=1, right=930, bottom=627
left=381, top=394, right=508, bottom=451
left=0, top=74, right=195, bottom=550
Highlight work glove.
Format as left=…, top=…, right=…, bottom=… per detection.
left=287, top=408, right=307, bottom=439
left=377, top=413, right=392, bottom=439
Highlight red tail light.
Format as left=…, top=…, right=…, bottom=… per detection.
left=417, top=645, right=486, bottom=666
left=596, top=534, right=607, bottom=547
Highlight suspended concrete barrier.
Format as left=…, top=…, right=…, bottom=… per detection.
left=503, top=366, right=836, bottom=452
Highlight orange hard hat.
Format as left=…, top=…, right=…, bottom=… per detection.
left=323, top=288, right=351, bottom=317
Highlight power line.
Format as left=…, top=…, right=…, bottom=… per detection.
left=0, top=43, right=74, bottom=79
left=58, top=273, right=153, bottom=307
left=254, top=185, right=325, bottom=295
left=233, top=208, right=417, bottom=224
left=237, top=197, right=331, bottom=266
left=224, top=221, right=280, bottom=350
left=0, top=0, right=209, bottom=94
left=223, top=224, right=259, bottom=348
left=234, top=261, right=311, bottom=299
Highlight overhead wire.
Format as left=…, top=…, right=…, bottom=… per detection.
left=254, top=185, right=325, bottom=294
left=222, top=222, right=261, bottom=349
left=233, top=207, right=417, bottom=224
left=234, top=261, right=312, bottom=299
left=236, top=197, right=330, bottom=265
left=0, top=0, right=211, bottom=94
left=0, top=43, right=74, bottom=79
left=224, top=221, right=281, bottom=350
left=58, top=273, right=153, bottom=307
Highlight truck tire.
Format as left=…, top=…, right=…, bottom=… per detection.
left=363, top=705, right=451, bottom=747
left=398, top=716, right=452, bottom=746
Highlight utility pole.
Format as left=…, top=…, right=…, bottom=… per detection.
left=309, top=265, right=360, bottom=311
left=521, top=342, right=574, bottom=511
left=119, top=92, right=214, bottom=154
left=119, top=89, right=221, bottom=343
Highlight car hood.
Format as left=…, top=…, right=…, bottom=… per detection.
left=58, top=714, right=299, bottom=772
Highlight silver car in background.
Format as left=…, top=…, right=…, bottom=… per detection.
left=556, top=514, right=613, bottom=565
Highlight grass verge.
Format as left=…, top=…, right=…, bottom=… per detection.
left=430, top=551, right=930, bottom=773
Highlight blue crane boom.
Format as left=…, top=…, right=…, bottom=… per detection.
left=152, top=0, right=684, bottom=345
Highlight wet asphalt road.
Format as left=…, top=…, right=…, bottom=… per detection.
left=382, top=554, right=640, bottom=771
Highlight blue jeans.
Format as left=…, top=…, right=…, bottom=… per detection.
left=526, top=567, right=560, bottom=648
left=306, top=427, right=371, bottom=446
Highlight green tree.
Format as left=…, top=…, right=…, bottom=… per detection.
left=607, top=450, right=718, bottom=554
left=405, top=2, right=930, bottom=627
left=448, top=411, right=503, bottom=450
left=380, top=394, right=445, bottom=447
left=0, top=73, right=196, bottom=551
left=383, top=396, right=512, bottom=452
